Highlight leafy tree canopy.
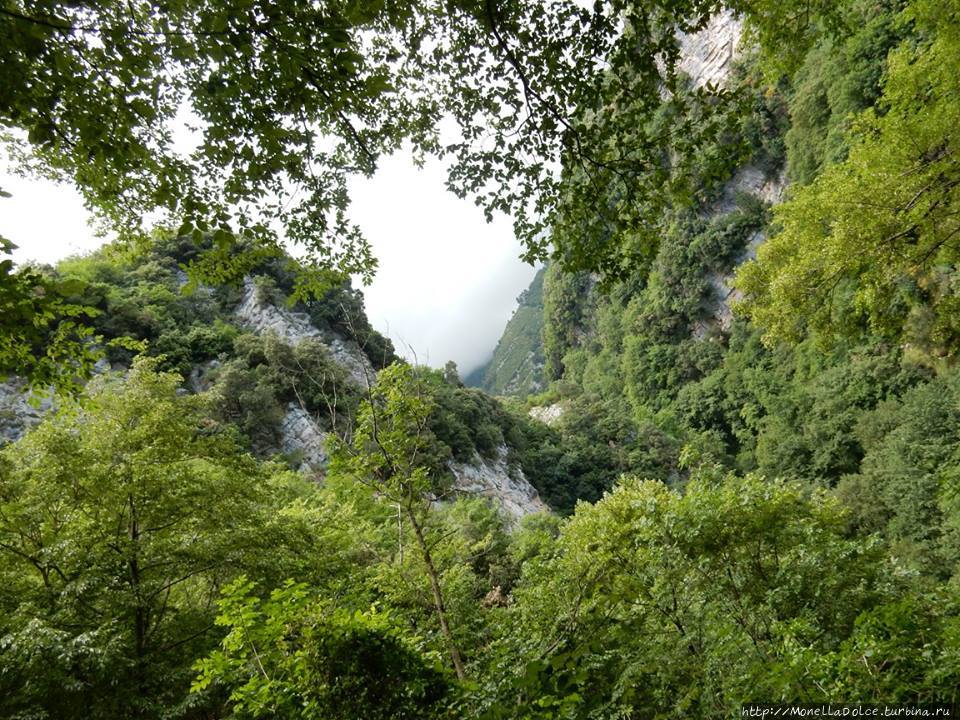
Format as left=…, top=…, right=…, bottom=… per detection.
left=194, top=577, right=455, bottom=720
left=480, top=470, right=889, bottom=718
left=0, top=358, right=327, bottom=719
left=0, top=0, right=859, bottom=388
left=1, top=0, right=845, bottom=289
left=736, top=0, right=960, bottom=353
left=0, top=235, right=100, bottom=390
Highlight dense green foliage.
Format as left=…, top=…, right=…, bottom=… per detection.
left=4, top=0, right=960, bottom=716
left=738, top=0, right=960, bottom=351
left=470, top=0, right=960, bottom=712
left=479, top=474, right=896, bottom=718
left=0, top=235, right=101, bottom=392
left=11, top=238, right=592, bottom=512
left=0, top=360, right=328, bottom=718
left=15, top=355, right=960, bottom=719
left=194, top=578, right=454, bottom=719
left=782, top=0, right=905, bottom=185
left=0, top=0, right=843, bottom=393
left=54, top=235, right=397, bottom=375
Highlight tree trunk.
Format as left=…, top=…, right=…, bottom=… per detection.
left=128, top=494, right=148, bottom=710
left=407, top=509, right=466, bottom=680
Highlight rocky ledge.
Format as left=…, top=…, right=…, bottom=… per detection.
left=449, top=445, right=548, bottom=523
left=234, top=278, right=375, bottom=388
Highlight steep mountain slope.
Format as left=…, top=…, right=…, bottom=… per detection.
left=480, top=0, right=942, bottom=527
left=0, top=240, right=550, bottom=520
left=481, top=10, right=767, bottom=397
left=465, top=265, right=546, bottom=396
left=6, top=4, right=960, bottom=717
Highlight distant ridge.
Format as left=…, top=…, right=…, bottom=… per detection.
left=466, top=265, right=546, bottom=396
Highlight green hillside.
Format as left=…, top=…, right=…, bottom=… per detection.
left=5, top=0, right=960, bottom=717
left=466, top=265, right=546, bottom=396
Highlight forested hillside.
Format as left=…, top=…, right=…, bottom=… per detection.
left=466, top=265, right=547, bottom=396
left=3, top=0, right=960, bottom=717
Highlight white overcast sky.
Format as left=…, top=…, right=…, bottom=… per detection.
left=1, top=153, right=537, bottom=375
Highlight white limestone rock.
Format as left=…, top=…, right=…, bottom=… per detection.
left=234, top=278, right=375, bottom=387
left=697, top=166, right=788, bottom=333
left=711, top=165, right=788, bottom=216
left=709, top=229, right=768, bottom=330
left=673, top=11, right=791, bottom=335
left=658, top=9, right=789, bottom=336
left=0, top=358, right=117, bottom=443
left=677, top=10, right=789, bottom=336
left=278, top=403, right=329, bottom=474
left=0, top=380, right=53, bottom=443
left=448, top=445, right=548, bottom=523
left=528, top=402, right=565, bottom=427
left=677, top=9, right=744, bottom=90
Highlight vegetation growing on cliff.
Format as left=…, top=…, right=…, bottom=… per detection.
left=3, top=0, right=960, bottom=717
left=466, top=266, right=547, bottom=397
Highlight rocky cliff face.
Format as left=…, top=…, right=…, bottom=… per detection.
left=698, top=166, right=788, bottom=335
left=448, top=445, right=547, bottom=522
left=236, top=283, right=548, bottom=520
left=478, top=10, right=774, bottom=395
left=677, top=11, right=789, bottom=336
left=528, top=402, right=565, bottom=427
left=0, top=357, right=115, bottom=443
left=677, top=8, right=743, bottom=90
left=0, top=279, right=374, bottom=446
left=2, top=274, right=548, bottom=523
left=235, top=279, right=375, bottom=388
left=279, top=403, right=329, bottom=474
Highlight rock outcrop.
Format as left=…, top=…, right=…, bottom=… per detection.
left=676, top=11, right=790, bottom=335
left=693, top=165, right=788, bottom=336
left=712, top=165, right=788, bottom=216
left=528, top=402, right=565, bottom=427
left=234, top=278, right=375, bottom=387
left=0, top=380, right=54, bottom=443
left=233, top=281, right=548, bottom=522
left=0, top=357, right=115, bottom=443
left=278, top=403, right=329, bottom=473
left=677, top=8, right=744, bottom=90
left=449, top=445, right=547, bottom=523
